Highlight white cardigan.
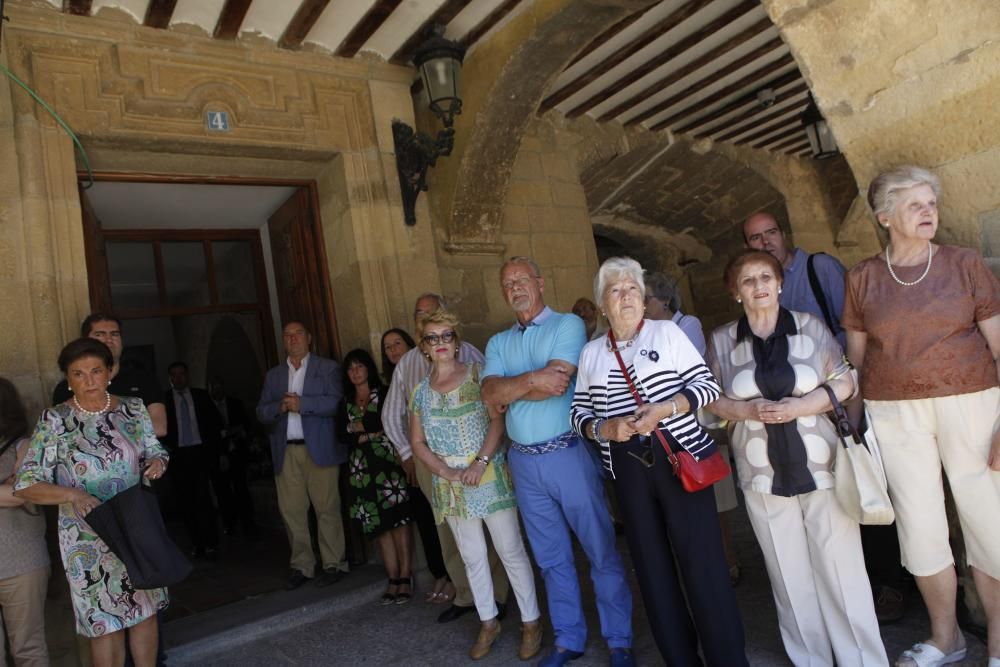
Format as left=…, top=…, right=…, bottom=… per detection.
left=571, top=319, right=721, bottom=479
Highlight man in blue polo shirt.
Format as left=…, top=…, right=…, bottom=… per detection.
left=481, top=256, right=633, bottom=667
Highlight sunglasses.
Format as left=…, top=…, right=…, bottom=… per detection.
left=627, top=444, right=656, bottom=469
left=422, top=330, right=457, bottom=345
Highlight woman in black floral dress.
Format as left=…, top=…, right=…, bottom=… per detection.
left=342, top=349, right=413, bottom=604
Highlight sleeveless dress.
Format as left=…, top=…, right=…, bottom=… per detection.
left=344, top=386, right=411, bottom=536
left=15, top=397, right=169, bottom=637
left=409, top=362, right=516, bottom=524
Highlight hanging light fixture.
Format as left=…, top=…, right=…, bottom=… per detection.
left=392, top=27, right=466, bottom=225
left=801, top=95, right=839, bottom=159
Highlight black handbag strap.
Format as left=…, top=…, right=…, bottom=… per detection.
left=820, top=384, right=862, bottom=448
left=0, top=436, right=20, bottom=459
left=807, top=254, right=839, bottom=336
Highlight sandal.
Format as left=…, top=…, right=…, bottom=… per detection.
left=436, top=580, right=455, bottom=605
left=394, top=577, right=412, bottom=605
left=380, top=580, right=398, bottom=606
left=896, top=642, right=967, bottom=667
left=425, top=576, right=448, bottom=602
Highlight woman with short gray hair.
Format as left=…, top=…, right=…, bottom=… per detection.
left=844, top=165, right=1000, bottom=667
left=572, top=256, right=748, bottom=666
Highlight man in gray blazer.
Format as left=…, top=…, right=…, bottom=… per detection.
left=257, top=321, right=347, bottom=590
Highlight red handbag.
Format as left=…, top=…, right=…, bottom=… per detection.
left=608, top=330, right=730, bottom=493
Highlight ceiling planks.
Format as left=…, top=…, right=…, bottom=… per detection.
left=565, top=1, right=660, bottom=69
left=662, top=71, right=804, bottom=133
left=279, top=0, right=331, bottom=50
left=213, top=0, right=253, bottom=40
left=143, top=0, right=177, bottom=29
left=336, top=0, right=405, bottom=58
left=539, top=0, right=716, bottom=113
left=392, top=0, right=471, bottom=64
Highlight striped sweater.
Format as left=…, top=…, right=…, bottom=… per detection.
left=571, top=318, right=721, bottom=479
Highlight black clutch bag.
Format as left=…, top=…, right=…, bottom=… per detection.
left=85, top=483, right=192, bottom=589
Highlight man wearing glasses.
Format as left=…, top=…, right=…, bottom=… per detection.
left=382, top=293, right=510, bottom=624
left=481, top=257, right=634, bottom=667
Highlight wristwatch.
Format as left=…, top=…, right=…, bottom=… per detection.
left=474, top=455, right=490, bottom=466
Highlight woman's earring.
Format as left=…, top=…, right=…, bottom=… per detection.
left=736, top=298, right=742, bottom=304
left=778, top=287, right=782, bottom=294
left=453, top=347, right=459, bottom=358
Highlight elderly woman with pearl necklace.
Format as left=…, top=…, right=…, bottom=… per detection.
left=14, top=337, right=168, bottom=667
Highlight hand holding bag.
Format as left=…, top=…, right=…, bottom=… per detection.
left=820, top=385, right=894, bottom=525
left=608, top=328, right=730, bottom=492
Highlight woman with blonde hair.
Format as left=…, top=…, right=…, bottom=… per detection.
left=408, top=309, right=541, bottom=662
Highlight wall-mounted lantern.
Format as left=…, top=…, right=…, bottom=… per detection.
left=392, top=28, right=466, bottom=225
left=801, top=95, right=839, bottom=159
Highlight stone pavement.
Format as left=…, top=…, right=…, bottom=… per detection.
left=164, top=496, right=991, bottom=667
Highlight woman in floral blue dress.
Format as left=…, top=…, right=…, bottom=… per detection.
left=341, top=348, right=413, bottom=604
left=14, top=338, right=168, bottom=667
left=408, top=309, right=541, bottom=662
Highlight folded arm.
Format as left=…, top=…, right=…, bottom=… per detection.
left=481, top=359, right=577, bottom=406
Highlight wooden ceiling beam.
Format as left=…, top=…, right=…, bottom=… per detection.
left=337, top=0, right=404, bottom=58
left=214, top=0, right=252, bottom=39
left=143, top=0, right=177, bottom=29
left=783, top=140, right=812, bottom=154
left=279, top=0, right=331, bottom=49
left=752, top=124, right=804, bottom=150
left=539, top=0, right=715, bottom=113
left=660, top=73, right=804, bottom=134
left=730, top=108, right=805, bottom=145
left=709, top=96, right=806, bottom=141
left=694, top=84, right=808, bottom=138
left=638, top=53, right=794, bottom=130
left=460, top=0, right=524, bottom=50
left=573, top=2, right=763, bottom=119
left=566, top=2, right=659, bottom=69
left=63, top=0, right=92, bottom=16
left=392, top=0, right=473, bottom=64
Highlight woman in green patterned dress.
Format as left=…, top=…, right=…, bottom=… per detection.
left=14, top=337, right=168, bottom=667
left=408, top=309, right=541, bottom=662
left=341, top=348, right=413, bottom=604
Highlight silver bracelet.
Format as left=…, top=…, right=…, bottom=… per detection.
left=668, top=398, right=679, bottom=419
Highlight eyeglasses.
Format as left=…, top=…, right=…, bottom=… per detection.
left=422, top=331, right=457, bottom=345
left=627, top=445, right=656, bottom=469
left=501, top=276, right=537, bottom=291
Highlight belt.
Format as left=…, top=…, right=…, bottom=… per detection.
left=287, top=439, right=305, bottom=445
left=510, top=431, right=578, bottom=455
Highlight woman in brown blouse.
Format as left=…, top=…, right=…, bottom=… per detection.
left=844, top=165, right=1000, bottom=667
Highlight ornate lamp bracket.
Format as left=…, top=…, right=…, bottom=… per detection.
left=392, top=120, right=455, bottom=226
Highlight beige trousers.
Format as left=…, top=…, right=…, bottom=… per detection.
left=275, top=446, right=346, bottom=576
left=414, top=457, right=510, bottom=607
left=745, top=489, right=888, bottom=667
left=0, top=565, right=50, bottom=667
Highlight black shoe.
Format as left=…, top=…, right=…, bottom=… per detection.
left=286, top=570, right=310, bottom=590
left=874, top=585, right=905, bottom=624
left=315, top=568, right=347, bottom=588
left=437, top=603, right=476, bottom=624
left=494, top=600, right=506, bottom=621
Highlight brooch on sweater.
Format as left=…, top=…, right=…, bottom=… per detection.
left=639, top=349, right=659, bottom=362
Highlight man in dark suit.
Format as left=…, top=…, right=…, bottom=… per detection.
left=257, top=321, right=347, bottom=590
left=208, top=377, right=258, bottom=536
left=163, top=361, right=222, bottom=558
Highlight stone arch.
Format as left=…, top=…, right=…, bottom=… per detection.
left=441, top=0, right=662, bottom=253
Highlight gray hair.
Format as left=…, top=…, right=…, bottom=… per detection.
left=645, top=271, right=681, bottom=311
left=414, top=292, right=448, bottom=310
left=500, top=256, right=542, bottom=279
left=867, top=165, right=941, bottom=221
left=594, top=256, right=646, bottom=305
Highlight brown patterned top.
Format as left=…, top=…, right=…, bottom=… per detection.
left=707, top=310, right=853, bottom=496
left=842, top=244, right=1000, bottom=401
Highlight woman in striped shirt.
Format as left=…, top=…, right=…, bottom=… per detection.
left=571, top=256, right=748, bottom=667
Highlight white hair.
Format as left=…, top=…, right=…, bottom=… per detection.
left=867, top=165, right=941, bottom=221
left=500, top=256, right=542, bottom=279
left=594, top=256, right=646, bottom=305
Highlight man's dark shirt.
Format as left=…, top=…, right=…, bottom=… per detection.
left=52, top=367, right=163, bottom=407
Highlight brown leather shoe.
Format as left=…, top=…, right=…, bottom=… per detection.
left=518, top=620, right=543, bottom=661
left=469, top=620, right=502, bottom=660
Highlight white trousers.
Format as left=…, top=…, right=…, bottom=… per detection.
left=744, top=489, right=888, bottom=667
left=446, top=508, right=540, bottom=623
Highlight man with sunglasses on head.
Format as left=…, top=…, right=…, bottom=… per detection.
left=481, top=257, right=634, bottom=667
left=382, top=293, right=510, bottom=624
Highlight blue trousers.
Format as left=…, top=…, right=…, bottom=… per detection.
left=509, top=436, right=632, bottom=653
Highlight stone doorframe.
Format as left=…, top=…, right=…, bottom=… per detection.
left=2, top=4, right=439, bottom=392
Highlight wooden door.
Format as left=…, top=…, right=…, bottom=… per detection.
left=268, top=187, right=340, bottom=360
left=80, top=186, right=112, bottom=312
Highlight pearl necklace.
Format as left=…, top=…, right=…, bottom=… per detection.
left=73, top=393, right=111, bottom=417
left=607, top=319, right=645, bottom=352
left=885, top=243, right=933, bottom=286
